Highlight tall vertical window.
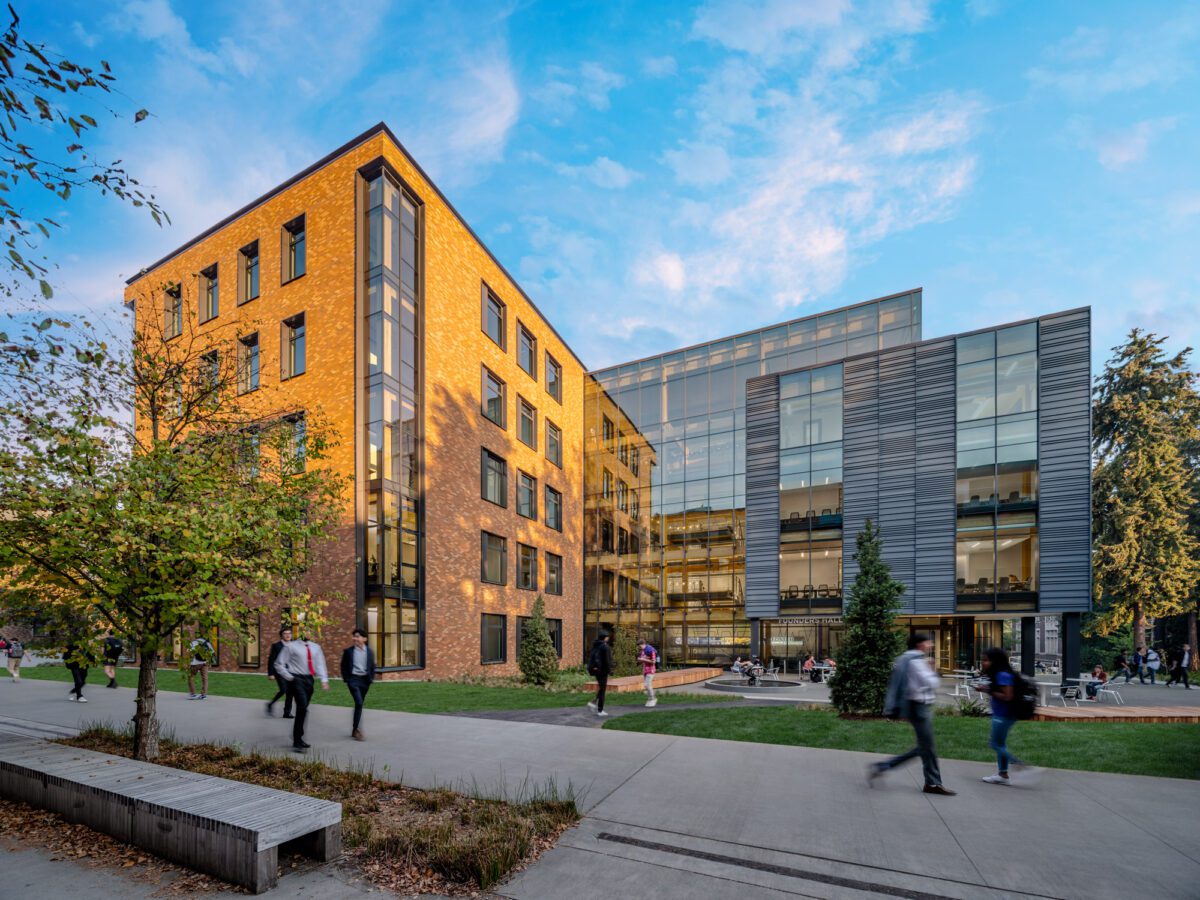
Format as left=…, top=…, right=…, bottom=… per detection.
left=198, top=350, right=220, bottom=406
left=482, top=367, right=506, bottom=427
left=618, top=433, right=629, bottom=467
left=602, top=416, right=615, bottom=452
left=283, top=214, right=306, bottom=282
left=481, top=613, right=506, bottom=664
left=481, top=532, right=507, bottom=585
left=518, top=323, right=537, bottom=378
left=545, top=552, right=563, bottom=595
left=281, top=312, right=306, bottom=379
left=237, top=332, right=260, bottom=394
left=631, top=447, right=639, bottom=476
left=518, top=615, right=562, bottom=657
left=238, top=617, right=261, bottom=667
left=288, top=414, right=306, bottom=473
left=164, top=283, right=182, bottom=339
left=546, top=420, right=563, bottom=467
left=517, top=543, right=537, bottom=590
left=517, top=471, right=537, bottom=519
left=199, top=263, right=219, bottom=322
left=482, top=284, right=506, bottom=348
left=481, top=449, right=507, bottom=507
left=602, top=469, right=613, bottom=499
left=239, top=240, right=259, bottom=303
left=546, top=353, right=562, bottom=402
left=955, top=323, right=1039, bottom=611
left=617, top=480, right=628, bottom=513
left=518, top=397, right=537, bottom=448
left=545, top=485, right=563, bottom=531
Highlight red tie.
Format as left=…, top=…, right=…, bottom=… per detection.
left=306, top=644, right=315, bottom=676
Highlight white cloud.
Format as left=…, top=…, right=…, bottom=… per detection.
left=875, top=95, right=983, bottom=156
left=662, top=141, right=734, bottom=186
left=634, top=252, right=688, bottom=293
left=555, top=156, right=640, bottom=189
left=534, top=62, right=627, bottom=118
left=1070, top=117, right=1179, bottom=171
left=691, top=0, right=850, bottom=59
left=643, top=55, right=678, bottom=78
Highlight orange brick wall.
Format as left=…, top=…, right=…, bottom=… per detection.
left=125, top=128, right=585, bottom=678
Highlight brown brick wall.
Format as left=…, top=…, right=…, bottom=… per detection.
left=125, top=129, right=585, bottom=679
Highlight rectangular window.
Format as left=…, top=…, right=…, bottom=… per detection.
left=518, top=397, right=537, bottom=448
left=238, top=617, right=261, bottom=667
left=282, top=214, right=306, bottom=282
left=481, top=532, right=507, bottom=585
left=481, top=613, right=506, bottom=664
left=288, top=414, right=306, bottom=473
left=545, top=553, right=563, bottom=596
left=482, top=367, right=506, bottom=428
left=546, top=420, right=563, bottom=467
left=482, top=283, right=506, bottom=349
left=517, top=543, right=537, bottom=590
left=601, top=518, right=614, bottom=553
left=618, top=527, right=629, bottom=555
left=197, top=350, right=219, bottom=406
left=518, top=614, right=563, bottom=657
left=545, top=485, right=562, bottom=531
left=617, top=480, right=628, bottom=513
left=546, top=353, right=562, bottom=402
left=518, top=471, right=538, bottom=519
left=237, top=333, right=260, bottom=394
left=481, top=449, right=507, bottom=507
left=631, top=447, right=640, bottom=476
left=164, top=283, right=182, bottom=339
left=603, top=416, right=615, bottom=452
left=631, top=488, right=640, bottom=520
left=199, top=263, right=219, bottom=323
left=281, top=312, right=306, bottom=379
left=602, top=469, right=613, bottom=499
left=518, top=323, right=537, bottom=379
left=238, top=240, right=259, bottom=304
left=618, top=432, right=629, bottom=467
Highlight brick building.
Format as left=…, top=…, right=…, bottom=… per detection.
left=126, top=123, right=584, bottom=679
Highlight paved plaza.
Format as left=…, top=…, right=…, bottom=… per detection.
left=1, top=678, right=1198, bottom=899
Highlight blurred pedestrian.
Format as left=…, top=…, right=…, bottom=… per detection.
left=6, top=637, right=24, bottom=682
left=64, top=641, right=89, bottom=703
left=265, top=625, right=294, bottom=718
left=980, top=647, right=1036, bottom=786
left=339, top=628, right=375, bottom=740
left=1143, top=646, right=1162, bottom=684
left=1166, top=644, right=1192, bottom=689
left=274, top=631, right=329, bottom=752
left=1111, top=650, right=1133, bottom=684
left=586, top=631, right=613, bottom=717
left=868, top=633, right=955, bottom=795
left=186, top=634, right=214, bottom=699
left=102, top=633, right=123, bottom=688
left=637, top=638, right=658, bottom=708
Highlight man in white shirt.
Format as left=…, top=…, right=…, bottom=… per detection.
left=273, top=633, right=329, bottom=751
left=868, top=632, right=955, bottom=795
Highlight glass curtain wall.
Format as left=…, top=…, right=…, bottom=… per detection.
left=363, top=171, right=423, bottom=667
left=584, top=292, right=919, bottom=665
left=954, top=322, right=1039, bottom=612
left=779, top=364, right=844, bottom=612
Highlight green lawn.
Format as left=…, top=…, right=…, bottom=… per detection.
left=18, top=664, right=719, bottom=714
left=604, top=706, right=1200, bottom=780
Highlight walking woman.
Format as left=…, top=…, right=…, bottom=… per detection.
left=980, top=648, right=1034, bottom=785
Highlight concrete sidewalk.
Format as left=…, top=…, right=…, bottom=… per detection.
left=1, top=678, right=1198, bottom=899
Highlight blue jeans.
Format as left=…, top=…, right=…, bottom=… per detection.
left=990, top=716, right=1024, bottom=774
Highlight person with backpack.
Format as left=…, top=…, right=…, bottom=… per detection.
left=6, top=637, right=24, bottom=682
left=868, top=632, right=955, bottom=795
left=637, top=637, right=658, bottom=708
left=102, top=633, right=123, bottom=688
left=186, top=634, right=215, bottom=700
left=980, top=647, right=1038, bottom=786
left=1142, top=645, right=1162, bottom=685
left=64, top=641, right=90, bottom=702
left=1165, top=644, right=1192, bottom=689
left=586, top=631, right=614, bottom=717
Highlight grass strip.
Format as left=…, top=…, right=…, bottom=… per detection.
left=603, top=706, right=1200, bottom=780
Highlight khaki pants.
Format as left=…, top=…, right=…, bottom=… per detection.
left=643, top=673, right=656, bottom=702
left=6, top=657, right=19, bottom=681
left=187, top=664, right=209, bottom=696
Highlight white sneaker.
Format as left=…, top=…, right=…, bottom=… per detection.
left=187, top=694, right=199, bottom=700
left=67, top=695, right=77, bottom=702
left=587, top=699, right=597, bottom=710
left=76, top=696, right=88, bottom=703
left=597, top=710, right=609, bottom=717
left=982, top=774, right=1011, bottom=785
left=646, top=698, right=657, bottom=707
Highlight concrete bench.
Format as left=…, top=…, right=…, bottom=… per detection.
left=0, top=735, right=341, bottom=893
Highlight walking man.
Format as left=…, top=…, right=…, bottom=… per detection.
left=274, top=631, right=329, bottom=752
left=6, top=637, right=23, bottom=682
left=586, top=631, right=613, bottom=717
left=186, top=633, right=214, bottom=700
left=64, top=641, right=89, bottom=703
left=1131, top=647, right=1145, bottom=683
left=102, top=633, right=123, bottom=688
left=1112, top=649, right=1133, bottom=684
left=339, top=628, right=375, bottom=740
left=637, top=637, right=658, bottom=708
left=265, top=626, right=294, bottom=718
left=868, top=633, right=955, bottom=795
left=1143, top=645, right=1161, bottom=685
left=1166, top=644, right=1192, bottom=689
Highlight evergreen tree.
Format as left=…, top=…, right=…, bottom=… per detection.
left=830, top=520, right=905, bottom=715
left=1092, top=330, right=1200, bottom=642
left=610, top=625, right=642, bottom=677
left=517, top=596, right=559, bottom=685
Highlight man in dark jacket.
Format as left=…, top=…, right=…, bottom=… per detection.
left=265, top=625, right=294, bottom=718
left=340, top=628, right=376, bottom=740
left=586, top=631, right=614, bottom=717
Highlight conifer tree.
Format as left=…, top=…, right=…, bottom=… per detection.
left=1092, top=331, right=1200, bottom=642
left=517, top=595, right=560, bottom=685
left=830, top=519, right=905, bottom=715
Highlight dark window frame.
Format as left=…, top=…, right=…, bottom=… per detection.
left=546, top=352, right=562, bottom=403
left=481, top=282, right=507, bottom=350
left=545, top=484, right=563, bottom=532
left=518, top=396, right=537, bottom=449
left=546, top=419, right=563, bottom=468
left=481, top=531, right=507, bottom=585
left=281, top=312, right=306, bottom=380
left=517, top=614, right=563, bottom=657
left=517, top=321, right=537, bottom=380
left=238, top=332, right=260, bottom=395
left=480, top=613, right=507, bottom=664
left=238, top=240, right=260, bottom=304
left=164, top=283, right=183, bottom=340
left=545, top=552, right=564, bottom=596
left=517, top=543, right=537, bottom=591
left=482, top=366, right=507, bottom=429
left=199, top=263, right=219, bottom=323
left=481, top=448, right=508, bottom=508
left=282, top=214, right=306, bottom=283
left=237, top=615, right=262, bottom=668
left=517, top=470, right=538, bottom=520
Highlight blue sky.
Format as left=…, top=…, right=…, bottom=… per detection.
left=18, top=0, right=1200, bottom=371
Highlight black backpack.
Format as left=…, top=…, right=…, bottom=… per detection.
left=1010, top=674, right=1038, bottom=721
left=587, top=643, right=605, bottom=676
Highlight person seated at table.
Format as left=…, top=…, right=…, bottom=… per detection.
left=1085, top=664, right=1108, bottom=699
left=802, top=653, right=818, bottom=682
left=823, top=656, right=837, bottom=672
left=730, top=656, right=749, bottom=677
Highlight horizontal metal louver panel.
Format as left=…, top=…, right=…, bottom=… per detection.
left=842, top=356, right=879, bottom=593
left=913, top=339, right=957, bottom=614
left=745, top=374, right=781, bottom=619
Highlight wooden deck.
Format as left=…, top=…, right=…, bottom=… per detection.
left=585, top=666, right=724, bottom=693
left=1034, top=705, right=1200, bottom=723
left=0, top=734, right=341, bottom=893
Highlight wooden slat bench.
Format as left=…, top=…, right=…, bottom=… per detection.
left=0, top=735, right=341, bottom=893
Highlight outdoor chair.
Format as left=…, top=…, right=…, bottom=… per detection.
left=1097, top=683, right=1125, bottom=705
left=1055, top=685, right=1082, bottom=706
